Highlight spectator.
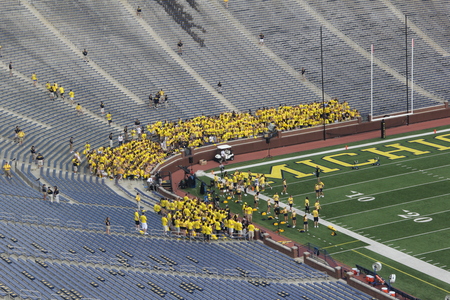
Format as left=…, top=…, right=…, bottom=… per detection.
left=259, top=33, right=264, bottom=45
left=76, top=103, right=83, bottom=116
left=106, top=112, right=112, bottom=126
left=69, top=89, right=75, bottom=105
left=136, top=192, right=141, bottom=210
left=118, top=134, right=124, bottom=146
left=105, top=217, right=111, bottom=234
left=31, top=73, right=38, bottom=86
left=42, top=184, right=47, bottom=201
left=59, top=85, right=65, bottom=99
left=177, top=40, right=183, bottom=55
left=17, top=130, right=25, bottom=145
left=69, top=137, right=74, bottom=153
left=100, top=101, right=105, bottom=115
left=109, top=133, right=113, bottom=148
left=217, top=82, right=222, bottom=94
left=30, top=146, right=37, bottom=163
left=36, top=153, right=44, bottom=168
left=134, top=210, right=140, bottom=231
left=3, top=162, right=12, bottom=179
left=72, top=157, right=80, bottom=173
left=136, top=6, right=142, bottom=17
left=82, top=49, right=89, bottom=62
left=53, top=186, right=60, bottom=203
left=9, top=62, right=12, bottom=76
left=140, top=212, right=148, bottom=235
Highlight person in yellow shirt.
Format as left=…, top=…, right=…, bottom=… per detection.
left=266, top=198, right=272, bottom=215
left=59, top=86, right=65, bottom=99
left=161, top=215, right=169, bottom=234
left=17, top=130, right=25, bottom=145
left=318, top=181, right=325, bottom=198
left=204, top=224, right=212, bottom=242
left=247, top=223, right=255, bottom=240
left=314, top=183, right=320, bottom=199
left=69, top=90, right=75, bottom=105
left=314, top=200, right=321, bottom=214
left=304, top=197, right=310, bottom=214
left=288, top=195, right=294, bottom=211
left=245, top=205, right=253, bottom=223
left=273, top=192, right=280, bottom=206
left=76, top=103, right=83, bottom=116
left=106, top=112, right=112, bottom=126
left=235, top=220, right=243, bottom=237
left=135, top=193, right=141, bottom=210
left=291, top=211, right=297, bottom=228
left=3, top=162, right=12, bottom=179
left=153, top=202, right=161, bottom=215
left=312, top=208, right=319, bottom=228
left=303, top=214, right=309, bottom=231
left=134, top=209, right=140, bottom=231
left=31, top=73, right=38, bottom=86
left=140, top=212, right=148, bottom=234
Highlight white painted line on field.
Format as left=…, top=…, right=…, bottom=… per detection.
left=413, top=246, right=450, bottom=257
left=325, top=176, right=449, bottom=208
left=383, top=228, right=450, bottom=243
left=355, top=208, right=450, bottom=231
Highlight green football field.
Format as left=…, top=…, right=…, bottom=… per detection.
left=192, top=125, right=450, bottom=300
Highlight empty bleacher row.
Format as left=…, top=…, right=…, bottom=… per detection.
left=0, top=256, right=373, bottom=300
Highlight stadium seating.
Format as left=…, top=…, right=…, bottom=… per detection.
left=2, top=0, right=445, bottom=298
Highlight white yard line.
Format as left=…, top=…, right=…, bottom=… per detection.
left=413, top=247, right=450, bottom=257
left=358, top=208, right=450, bottom=231
left=326, top=193, right=450, bottom=221
left=383, top=227, right=450, bottom=243
left=323, top=178, right=449, bottom=208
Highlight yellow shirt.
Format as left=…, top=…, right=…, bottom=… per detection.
left=69, top=91, right=74, bottom=98
left=134, top=212, right=140, bottom=221
left=3, top=163, right=11, bottom=171
left=312, top=210, right=319, bottom=218
left=136, top=195, right=141, bottom=202
left=140, top=215, right=147, bottom=223
left=248, top=224, right=255, bottom=232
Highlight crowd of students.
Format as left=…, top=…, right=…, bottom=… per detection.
left=87, top=100, right=359, bottom=178
left=151, top=194, right=257, bottom=241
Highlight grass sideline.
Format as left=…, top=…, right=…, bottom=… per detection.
left=186, top=125, right=450, bottom=300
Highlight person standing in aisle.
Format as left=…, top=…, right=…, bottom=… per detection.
left=69, top=90, right=75, bottom=105
left=108, top=133, right=113, bottom=148
left=31, top=73, right=38, bottom=86
left=30, top=146, right=37, bottom=163
left=177, top=40, right=183, bottom=55
left=105, top=217, right=111, bottom=235
left=82, top=49, right=89, bottom=62
left=69, top=137, right=74, bottom=153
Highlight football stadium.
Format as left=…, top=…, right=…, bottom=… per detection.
left=0, top=0, right=449, bottom=300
